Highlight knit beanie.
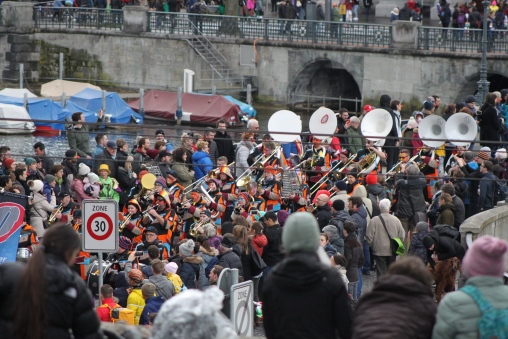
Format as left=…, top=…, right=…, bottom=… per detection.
left=463, top=235, right=508, bottom=278
left=332, top=199, right=345, bottom=211
left=496, top=148, right=507, bottom=160
left=165, top=262, right=178, bottom=274
left=155, top=176, right=167, bottom=188
left=282, top=212, right=320, bottom=253
left=28, top=180, right=43, bottom=193
left=335, top=180, right=347, bottom=191
left=78, top=163, right=91, bottom=176
left=406, top=117, right=418, bottom=129
left=88, top=172, right=99, bottom=184
left=44, top=174, right=56, bottom=184
left=3, top=158, right=15, bottom=169
left=422, top=235, right=435, bottom=250
left=128, top=269, right=144, bottom=285
left=365, top=172, right=378, bottom=185
left=277, top=210, right=289, bottom=227
left=24, top=157, right=36, bottom=166
left=478, top=146, right=491, bottom=161
left=179, top=239, right=195, bottom=257
left=118, top=236, right=132, bottom=250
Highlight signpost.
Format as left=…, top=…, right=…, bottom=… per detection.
left=230, top=280, right=253, bottom=337
left=82, top=199, right=118, bottom=296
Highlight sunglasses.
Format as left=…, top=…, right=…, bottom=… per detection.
left=157, top=197, right=166, bottom=201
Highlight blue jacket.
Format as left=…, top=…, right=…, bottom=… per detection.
left=139, top=296, right=165, bottom=325
left=478, top=171, right=496, bottom=210
left=43, top=181, right=54, bottom=204
left=192, top=151, right=213, bottom=180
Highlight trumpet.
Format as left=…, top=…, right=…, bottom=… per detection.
left=142, top=205, right=156, bottom=222
left=184, top=161, right=236, bottom=194
left=189, top=219, right=208, bottom=237
left=48, top=204, right=64, bottom=225
left=386, top=152, right=420, bottom=181
left=119, top=212, right=132, bottom=232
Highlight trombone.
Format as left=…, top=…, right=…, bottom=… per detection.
left=235, top=146, right=281, bottom=188
left=386, top=152, right=420, bottom=180
left=183, top=161, right=236, bottom=194
left=309, top=153, right=356, bottom=195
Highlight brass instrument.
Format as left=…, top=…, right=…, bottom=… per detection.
left=142, top=205, right=156, bottom=223
left=386, top=152, right=420, bottom=180
left=119, top=212, right=132, bottom=232
left=183, top=161, right=236, bottom=194
left=235, top=147, right=281, bottom=188
left=310, top=153, right=356, bottom=195
left=301, top=154, right=319, bottom=170
left=358, top=151, right=379, bottom=175
left=48, top=204, right=64, bottom=225
left=176, top=198, right=193, bottom=214
left=189, top=219, right=208, bottom=237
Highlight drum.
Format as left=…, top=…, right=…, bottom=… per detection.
left=16, top=248, right=31, bottom=262
left=86, top=260, right=116, bottom=297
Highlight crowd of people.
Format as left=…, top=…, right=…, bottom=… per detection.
left=1, top=90, right=508, bottom=338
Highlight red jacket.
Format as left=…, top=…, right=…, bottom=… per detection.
left=97, top=298, right=118, bottom=322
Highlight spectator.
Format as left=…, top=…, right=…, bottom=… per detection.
left=423, top=229, right=465, bottom=270
left=366, top=199, right=405, bottom=277
left=192, top=140, right=213, bottom=180
left=478, top=160, right=496, bottom=211
left=132, top=137, right=152, bottom=175
left=262, top=212, right=353, bottom=339
left=33, top=141, right=54, bottom=175
left=67, top=111, right=104, bottom=161
left=97, top=284, right=117, bottom=322
left=164, top=262, right=184, bottom=294
left=479, top=93, right=502, bottom=152
left=139, top=283, right=165, bottom=326
left=343, top=221, right=364, bottom=303
left=433, top=236, right=508, bottom=338
left=178, top=239, right=204, bottom=290
left=313, top=194, right=333, bottom=230
left=171, top=147, right=195, bottom=189
left=148, top=259, right=175, bottom=300
left=436, top=192, right=455, bottom=226
left=217, top=234, right=243, bottom=277
left=126, top=268, right=145, bottom=325
left=408, top=221, right=429, bottom=263
left=94, top=140, right=118, bottom=179
left=28, top=179, right=56, bottom=237
left=215, top=119, right=235, bottom=164
left=353, top=257, right=436, bottom=338
left=235, top=132, right=256, bottom=177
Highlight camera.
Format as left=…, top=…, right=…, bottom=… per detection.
left=234, top=207, right=241, bottom=214
left=250, top=208, right=258, bottom=215
left=476, top=110, right=482, bottom=116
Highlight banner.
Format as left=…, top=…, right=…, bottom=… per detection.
left=0, top=192, right=27, bottom=264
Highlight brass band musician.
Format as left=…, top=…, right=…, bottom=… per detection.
left=204, top=178, right=226, bottom=224
left=257, top=166, right=282, bottom=212
left=141, top=190, right=176, bottom=254
left=120, top=199, right=144, bottom=243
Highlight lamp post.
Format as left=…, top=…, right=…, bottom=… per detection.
left=476, top=0, right=490, bottom=104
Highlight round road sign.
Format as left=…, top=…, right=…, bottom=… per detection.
left=86, top=212, right=113, bottom=241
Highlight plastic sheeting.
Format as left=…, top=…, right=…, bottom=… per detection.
left=40, top=80, right=101, bottom=98
left=0, top=104, right=35, bottom=134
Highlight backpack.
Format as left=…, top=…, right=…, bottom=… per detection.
left=433, top=224, right=460, bottom=242
left=494, top=178, right=508, bottom=204
left=100, top=303, right=135, bottom=325
left=461, top=285, right=508, bottom=339
left=205, top=256, right=219, bottom=278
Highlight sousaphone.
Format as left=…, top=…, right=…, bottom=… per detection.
left=419, top=115, right=447, bottom=148
left=358, top=108, right=394, bottom=174
left=445, top=113, right=477, bottom=147
left=268, top=110, right=302, bottom=143
left=309, top=107, right=337, bottom=140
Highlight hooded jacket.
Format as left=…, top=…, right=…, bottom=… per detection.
left=425, top=230, right=465, bottom=268
left=366, top=183, right=387, bottom=205
left=217, top=249, right=243, bottom=276
left=478, top=171, right=496, bottom=210
left=394, top=174, right=427, bottom=218
left=329, top=209, right=352, bottom=239
left=126, top=287, right=145, bottom=325
left=148, top=275, right=175, bottom=300
left=436, top=202, right=455, bottom=226
left=180, top=255, right=204, bottom=289
left=139, top=296, right=165, bottom=325
left=350, top=205, right=368, bottom=241
left=314, top=204, right=332, bottom=231
left=263, top=252, right=353, bottom=339
left=198, top=246, right=218, bottom=289
left=192, top=150, right=213, bottom=180
left=353, top=275, right=436, bottom=338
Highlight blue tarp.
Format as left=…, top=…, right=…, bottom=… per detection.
left=69, top=88, right=143, bottom=124
left=0, top=95, right=70, bottom=131
left=223, top=95, right=256, bottom=118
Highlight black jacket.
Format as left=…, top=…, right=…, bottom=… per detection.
left=344, top=233, right=364, bottom=282
left=394, top=173, right=427, bottom=218
left=214, top=131, right=235, bottom=164
left=479, top=104, right=501, bottom=146
left=451, top=195, right=465, bottom=229
left=217, top=249, right=243, bottom=277
left=314, top=204, right=332, bottom=231
left=263, top=252, right=353, bottom=339
left=379, top=95, right=399, bottom=144
left=45, top=254, right=102, bottom=339
left=425, top=230, right=465, bottom=268
left=262, top=223, right=284, bottom=266
left=0, top=263, right=24, bottom=339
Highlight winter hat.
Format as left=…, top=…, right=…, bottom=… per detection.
left=221, top=234, right=236, bottom=249
left=406, top=117, right=418, bottom=129
left=139, top=170, right=149, bottom=180
left=155, top=129, right=165, bottom=137
left=24, top=157, right=36, bottom=166
left=363, top=104, right=374, bottom=113
left=463, top=235, right=508, bottom=278
left=179, top=239, right=195, bottom=257
left=335, top=180, right=347, bottom=191
left=277, top=210, right=289, bottom=227
left=500, top=89, right=508, bottom=100
left=151, top=287, right=237, bottom=339
left=44, top=174, right=56, bottom=184
left=423, top=101, right=434, bottom=111
left=78, top=163, right=91, bottom=176
left=365, top=172, right=378, bottom=185
left=392, top=7, right=399, bottom=14
left=72, top=209, right=82, bottom=218
left=332, top=199, right=345, bottom=211
left=142, top=282, right=156, bottom=298
left=238, top=192, right=250, bottom=204
left=347, top=171, right=358, bottom=179
left=155, top=177, right=167, bottom=188
left=496, top=148, right=507, bottom=160
left=165, top=262, right=178, bottom=274
left=65, top=149, right=77, bottom=158
left=119, top=236, right=132, bottom=250
left=28, top=180, right=43, bottom=193
left=98, top=164, right=111, bottom=175
left=128, top=269, right=144, bottom=285
left=422, top=235, right=435, bottom=250
left=3, top=158, right=15, bottom=169
left=478, top=147, right=491, bottom=161
left=416, top=222, right=429, bottom=233
left=282, top=212, right=320, bottom=253
left=87, top=172, right=100, bottom=184
left=465, top=95, right=476, bottom=104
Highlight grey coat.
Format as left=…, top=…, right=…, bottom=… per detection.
left=394, top=174, right=427, bottom=218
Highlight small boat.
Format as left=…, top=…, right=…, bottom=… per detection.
left=33, top=126, right=61, bottom=137
left=0, top=104, right=36, bottom=135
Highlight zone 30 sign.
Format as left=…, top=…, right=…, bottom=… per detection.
left=82, top=200, right=118, bottom=252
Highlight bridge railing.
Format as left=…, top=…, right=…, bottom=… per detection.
left=34, top=6, right=123, bottom=30
left=418, top=26, right=508, bottom=53
left=147, top=12, right=393, bottom=47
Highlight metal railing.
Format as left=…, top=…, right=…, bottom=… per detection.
left=418, top=26, right=508, bottom=53
left=147, top=12, right=392, bottom=47
left=34, top=6, right=123, bottom=30
left=290, top=93, right=362, bottom=112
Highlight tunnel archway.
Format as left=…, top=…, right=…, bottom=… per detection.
left=289, top=59, right=362, bottom=113
left=456, top=73, right=508, bottom=102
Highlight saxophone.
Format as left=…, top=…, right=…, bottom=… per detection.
left=47, top=204, right=64, bottom=225
left=119, top=213, right=132, bottom=232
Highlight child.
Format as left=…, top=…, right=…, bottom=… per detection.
left=330, top=253, right=349, bottom=286
left=165, top=262, right=183, bottom=294
left=408, top=221, right=429, bottom=264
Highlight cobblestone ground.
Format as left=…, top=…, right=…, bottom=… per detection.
left=252, top=272, right=377, bottom=338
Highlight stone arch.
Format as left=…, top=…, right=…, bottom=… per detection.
left=456, top=72, right=508, bottom=102
left=289, top=59, right=362, bottom=112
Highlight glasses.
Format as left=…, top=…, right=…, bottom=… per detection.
left=157, top=197, right=165, bottom=201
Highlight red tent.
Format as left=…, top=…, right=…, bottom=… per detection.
left=128, top=90, right=241, bottom=125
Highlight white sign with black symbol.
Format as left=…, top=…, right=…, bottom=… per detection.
left=230, top=280, right=253, bottom=336
left=82, top=199, right=118, bottom=252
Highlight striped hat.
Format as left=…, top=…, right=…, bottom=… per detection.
left=119, top=236, right=132, bottom=250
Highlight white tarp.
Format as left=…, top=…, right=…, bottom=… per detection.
left=0, top=104, right=35, bottom=134
left=41, top=80, right=101, bottom=98
left=0, top=88, right=37, bottom=98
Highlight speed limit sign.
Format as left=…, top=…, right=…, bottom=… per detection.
left=82, top=199, right=118, bottom=252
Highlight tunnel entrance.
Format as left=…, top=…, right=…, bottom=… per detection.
left=289, top=60, right=362, bottom=113
left=456, top=73, right=508, bottom=102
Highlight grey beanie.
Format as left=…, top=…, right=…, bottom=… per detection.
left=179, top=239, right=195, bottom=257
left=282, top=212, right=320, bottom=253
left=416, top=222, right=429, bottom=233
left=322, top=225, right=338, bottom=237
